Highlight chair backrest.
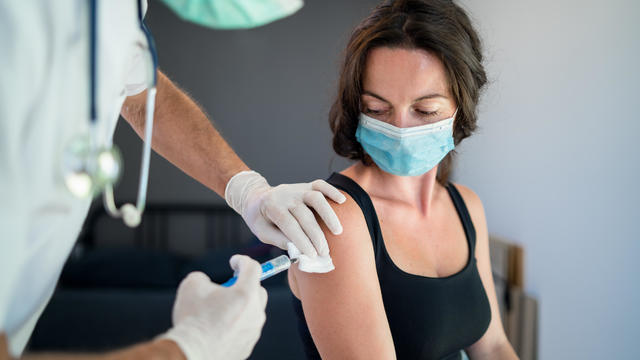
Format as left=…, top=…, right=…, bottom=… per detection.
left=78, top=204, right=254, bottom=256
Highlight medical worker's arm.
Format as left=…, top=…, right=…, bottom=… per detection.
left=120, top=71, right=345, bottom=257
left=288, top=192, right=397, bottom=360
left=17, top=339, right=184, bottom=360
left=2, top=330, right=183, bottom=359
left=454, top=185, right=518, bottom=360
left=1, top=335, right=8, bottom=360
left=9, top=255, right=266, bottom=360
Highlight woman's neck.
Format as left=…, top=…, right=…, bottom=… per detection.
left=342, top=162, right=441, bottom=217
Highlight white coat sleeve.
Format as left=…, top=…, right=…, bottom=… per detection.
left=124, top=0, right=149, bottom=97
left=0, top=2, right=37, bottom=333
left=124, top=47, right=149, bottom=97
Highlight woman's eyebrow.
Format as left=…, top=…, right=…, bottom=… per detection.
left=415, top=93, right=448, bottom=101
left=362, top=91, right=390, bottom=103
left=363, top=91, right=448, bottom=103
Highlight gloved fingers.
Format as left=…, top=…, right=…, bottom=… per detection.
left=238, top=310, right=267, bottom=359
left=265, top=207, right=318, bottom=258
left=303, top=190, right=344, bottom=235
left=229, top=255, right=262, bottom=290
left=290, top=205, right=330, bottom=256
left=311, top=180, right=347, bottom=204
left=251, top=217, right=290, bottom=250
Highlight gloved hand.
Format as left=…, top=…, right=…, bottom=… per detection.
left=160, top=255, right=268, bottom=360
left=224, top=171, right=346, bottom=258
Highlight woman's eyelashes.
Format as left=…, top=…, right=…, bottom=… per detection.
left=364, top=108, right=389, bottom=116
left=415, top=109, right=439, bottom=117
left=363, top=107, right=442, bottom=119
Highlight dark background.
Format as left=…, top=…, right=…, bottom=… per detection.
left=112, top=0, right=379, bottom=206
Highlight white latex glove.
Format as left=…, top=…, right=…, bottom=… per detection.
left=225, top=171, right=346, bottom=258
left=161, top=255, right=268, bottom=360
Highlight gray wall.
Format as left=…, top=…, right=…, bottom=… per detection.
left=111, top=0, right=640, bottom=358
left=456, top=0, right=640, bottom=358
left=112, top=0, right=378, bottom=204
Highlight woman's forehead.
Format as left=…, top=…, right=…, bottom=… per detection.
left=362, top=47, right=450, bottom=102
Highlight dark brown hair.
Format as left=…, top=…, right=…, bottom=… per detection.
left=329, top=0, right=487, bottom=184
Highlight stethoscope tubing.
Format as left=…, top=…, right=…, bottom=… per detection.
left=91, top=0, right=158, bottom=226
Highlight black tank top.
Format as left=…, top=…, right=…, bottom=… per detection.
left=292, top=173, right=492, bottom=360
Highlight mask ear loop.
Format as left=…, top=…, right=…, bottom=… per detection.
left=103, top=0, right=158, bottom=228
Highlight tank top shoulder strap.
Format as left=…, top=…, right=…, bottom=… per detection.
left=326, top=173, right=383, bottom=252
left=445, top=183, right=477, bottom=252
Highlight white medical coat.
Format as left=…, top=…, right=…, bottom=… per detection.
left=0, top=0, right=148, bottom=356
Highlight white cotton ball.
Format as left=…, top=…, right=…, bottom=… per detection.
left=287, top=243, right=335, bottom=273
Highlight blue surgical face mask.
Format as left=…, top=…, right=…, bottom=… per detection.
left=355, top=111, right=456, bottom=177
left=160, top=0, right=303, bottom=29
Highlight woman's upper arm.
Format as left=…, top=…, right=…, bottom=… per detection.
left=454, top=185, right=517, bottom=358
left=290, top=192, right=396, bottom=360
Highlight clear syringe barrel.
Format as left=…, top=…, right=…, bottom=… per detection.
left=259, top=255, right=292, bottom=281
left=222, top=254, right=292, bottom=287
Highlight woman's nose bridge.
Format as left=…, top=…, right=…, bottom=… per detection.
left=390, top=108, right=411, bottom=128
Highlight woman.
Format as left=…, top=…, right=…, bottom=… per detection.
left=288, top=1, right=518, bottom=359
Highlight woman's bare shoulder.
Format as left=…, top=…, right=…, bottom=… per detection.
left=289, top=189, right=373, bottom=296
left=323, top=189, right=375, bottom=256
left=290, top=188, right=379, bottom=288
left=288, top=189, right=395, bottom=358
left=331, top=189, right=369, bottom=229
left=449, top=183, right=486, bottom=223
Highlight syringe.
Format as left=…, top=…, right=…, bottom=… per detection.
left=221, top=254, right=295, bottom=287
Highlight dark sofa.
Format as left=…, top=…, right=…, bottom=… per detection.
left=27, top=206, right=307, bottom=359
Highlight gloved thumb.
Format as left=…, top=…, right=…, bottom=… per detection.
left=229, top=255, right=262, bottom=290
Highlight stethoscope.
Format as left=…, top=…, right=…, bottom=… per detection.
left=63, top=0, right=157, bottom=227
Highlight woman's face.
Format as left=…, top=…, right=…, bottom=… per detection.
left=361, top=47, right=457, bottom=127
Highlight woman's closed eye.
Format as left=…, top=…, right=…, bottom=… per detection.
left=415, top=109, right=439, bottom=117
left=364, top=108, right=389, bottom=116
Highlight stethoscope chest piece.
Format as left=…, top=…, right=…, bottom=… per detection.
left=62, top=0, right=155, bottom=229
left=63, top=134, right=122, bottom=199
